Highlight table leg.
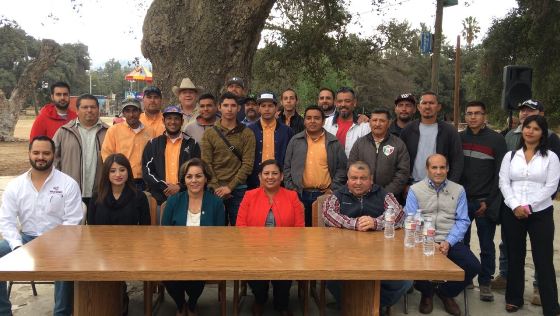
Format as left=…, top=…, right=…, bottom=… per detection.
left=74, top=281, right=122, bottom=316
left=341, top=280, right=380, bottom=316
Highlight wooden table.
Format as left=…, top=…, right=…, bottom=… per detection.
left=0, top=226, right=463, bottom=316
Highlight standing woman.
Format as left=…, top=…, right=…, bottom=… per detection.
left=88, top=153, right=151, bottom=315
left=236, top=159, right=304, bottom=316
left=499, top=115, right=560, bottom=315
left=161, top=158, right=225, bottom=316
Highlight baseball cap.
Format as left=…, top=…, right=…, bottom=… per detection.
left=245, top=93, right=257, bottom=103
left=162, top=105, right=183, bottom=116
left=395, top=93, right=416, bottom=105
left=227, top=77, right=245, bottom=88
left=143, top=86, right=162, bottom=97
left=518, top=99, right=544, bottom=111
left=121, top=98, right=142, bottom=111
left=256, top=92, right=277, bottom=105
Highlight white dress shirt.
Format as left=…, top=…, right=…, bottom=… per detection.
left=0, top=168, right=83, bottom=250
left=499, top=149, right=560, bottom=213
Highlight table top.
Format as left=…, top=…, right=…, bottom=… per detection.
left=0, top=226, right=464, bottom=281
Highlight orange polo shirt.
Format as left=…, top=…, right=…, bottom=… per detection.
left=101, top=122, right=152, bottom=179
left=139, top=112, right=165, bottom=139
left=302, top=132, right=331, bottom=190
left=261, top=119, right=276, bottom=162
left=164, top=135, right=182, bottom=184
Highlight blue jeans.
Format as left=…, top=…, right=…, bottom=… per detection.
left=0, top=234, right=73, bottom=316
left=326, top=280, right=412, bottom=308
left=463, top=199, right=496, bottom=285
left=225, top=187, right=246, bottom=226
left=298, top=190, right=323, bottom=227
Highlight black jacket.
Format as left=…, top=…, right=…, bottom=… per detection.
left=88, top=186, right=151, bottom=225
left=279, top=110, right=305, bottom=136
left=333, top=185, right=387, bottom=219
left=142, top=133, right=201, bottom=204
left=400, top=120, right=464, bottom=182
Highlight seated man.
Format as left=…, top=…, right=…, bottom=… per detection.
left=0, top=136, right=83, bottom=315
left=322, top=161, right=411, bottom=313
left=405, top=154, right=480, bottom=316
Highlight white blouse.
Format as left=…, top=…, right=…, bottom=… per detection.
left=499, top=149, right=560, bottom=213
left=186, top=210, right=201, bottom=227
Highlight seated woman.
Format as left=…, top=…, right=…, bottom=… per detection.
left=236, top=159, right=304, bottom=316
left=161, top=158, right=225, bottom=316
left=499, top=115, right=560, bottom=315
left=88, top=153, right=151, bottom=315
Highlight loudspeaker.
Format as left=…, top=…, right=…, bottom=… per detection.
left=501, top=65, right=532, bottom=111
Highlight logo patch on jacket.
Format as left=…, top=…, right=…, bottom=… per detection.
left=382, top=145, right=395, bottom=156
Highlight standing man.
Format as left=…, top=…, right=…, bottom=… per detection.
left=172, top=78, right=200, bottom=127
left=247, top=92, right=293, bottom=189
left=140, top=86, right=165, bottom=138
left=459, top=101, right=507, bottom=302
left=278, top=88, right=305, bottom=135
left=493, top=99, right=560, bottom=304
left=143, top=105, right=200, bottom=206
left=318, top=87, right=336, bottom=117
left=322, top=161, right=411, bottom=314
left=406, top=154, right=480, bottom=316
left=241, top=94, right=259, bottom=126
left=348, top=108, right=410, bottom=198
left=201, top=92, right=255, bottom=225
left=225, top=76, right=248, bottom=122
left=0, top=136, right=83, bottom=316
left=30, top=81, right=77, bottom=140
left=389, top=93, right=416, bottom=137
left=400, top=91, right=463, bottom=183
left=53, top=94, right=109, bottom=207
left=284, top=105, right=347, bottom=226
left=101, top=98, right=151, bottom=190
left=184, top=93, right=219, bottom=143
left=324, top=87, right=371, bottom=157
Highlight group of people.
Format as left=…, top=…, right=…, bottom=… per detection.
left=0, top=76, right=558, bottom=316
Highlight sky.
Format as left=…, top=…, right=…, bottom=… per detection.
left=2, top=0, right=518, bottom=68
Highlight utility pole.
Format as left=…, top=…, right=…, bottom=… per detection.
left=430, top=0, right=444, bottom=93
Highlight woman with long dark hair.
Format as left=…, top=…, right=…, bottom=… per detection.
left=499, top=115, right=560, bottom=315
left=161, top=158, right=225, bottom=316
left=88, top=153, right=150, bottom=315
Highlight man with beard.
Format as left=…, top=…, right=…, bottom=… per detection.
left=0, top=136, right=83, bottom=315
left=324, top=87, right=371, bottom=157
left=318, top=87, right=336, bottom=117
left=30, top=82, right=77, bottom=139
left=389, top=93, right=417, bottom=137
left=184, top=93, right=219, bottom=143
left=241, top=94, right=259, bottom=126
left=53, top=94, right=109, bottom=207
left=278, top=88, right=305, bottom=135
left=247, top=92, right=293, bottom=189
left=143, top=105, right=201, bottom=206
left=284, top=105, right=347, bottom=226
left=140, top=86, right=165, bottom=138
left=172, top=78, right=200, bottom=127
left=102, top=98, right=152, bottom=190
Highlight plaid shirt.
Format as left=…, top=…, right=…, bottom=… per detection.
left=322, top=191, right=404, bottom=231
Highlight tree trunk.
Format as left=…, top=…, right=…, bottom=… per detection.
left=0, top=39, right=61, bottom=141
left=141, top=0, right=276, bottom=101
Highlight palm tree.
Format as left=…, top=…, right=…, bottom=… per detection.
left=462, top=16, right=481, bottom=48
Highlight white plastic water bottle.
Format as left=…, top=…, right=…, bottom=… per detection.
left=404, top=213, right=416, bottom=248
left=423, top=217, right=435, bottom=256
left=384, top=206, right=395, bottom=239
left=414, top=209, right=424, bottom=244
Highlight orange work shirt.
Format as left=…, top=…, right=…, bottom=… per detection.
left=164, top=135, right=182, bottom=184
left=302, top=132, right=331, bottom=190
left=139, top=112, right=165, bottom=139
left=261, top=119, right=276, bottom=162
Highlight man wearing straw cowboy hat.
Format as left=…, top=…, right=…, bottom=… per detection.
left=172, top=78, right=201, bottom=127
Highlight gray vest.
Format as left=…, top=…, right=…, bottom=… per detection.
left=409, top=179, right=464, bottom=243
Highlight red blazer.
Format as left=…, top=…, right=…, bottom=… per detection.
left=236, top=187, right=304, bottom=227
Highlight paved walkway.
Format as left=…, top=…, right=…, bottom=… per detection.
left=0, top=175, right=554, bottom=315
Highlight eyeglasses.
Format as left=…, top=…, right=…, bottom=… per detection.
left=465, top=111, right=485, bottom=117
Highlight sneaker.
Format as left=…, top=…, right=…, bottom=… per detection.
left=531, top=287, right=542, bottom=306
left=479, top=284, right=494, bottom=302
left=491, top=275, right=507, bottom=290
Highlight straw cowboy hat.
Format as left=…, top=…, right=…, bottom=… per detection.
left=172, top=78, right=200, bottom=96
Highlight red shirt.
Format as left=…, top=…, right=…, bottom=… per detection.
left=335, top=118, right=353, bottom=148
left=29, top=104, right=77, bottom=140
left=236, top=187, right=305, bottom=227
